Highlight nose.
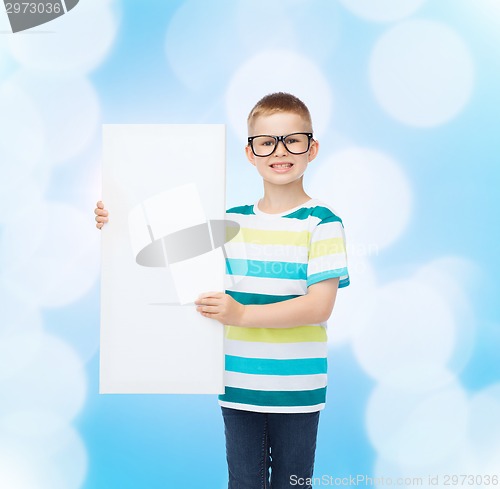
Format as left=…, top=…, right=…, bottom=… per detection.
left=274, top=138, right=288, bottom=156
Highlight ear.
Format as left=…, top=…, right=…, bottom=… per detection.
left=245, top=144, right=256, bottom=166
left=307, top=139, right=319, bottom=162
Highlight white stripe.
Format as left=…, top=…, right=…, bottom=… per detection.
left=225, top=241, right=308, bottom=264
left=225, top=274, right=307, bottom=296
left=227, top=213, right=321, bottom=231
left=308, top=254, right=347, bottom=276
left=218, top=400, right=325, bottom=413
left=224, top=339, right=327, bottom=359
left=311, top=220, right=345, bottom=240
left=224, top=371, right=327, bottom=391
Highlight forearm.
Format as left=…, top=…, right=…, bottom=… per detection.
left=196, top=279, right=339, bottom=327
left=238, top=293, right=327, bottom=329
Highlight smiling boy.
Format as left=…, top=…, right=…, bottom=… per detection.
left=193, top=93, right=350, bottom=488
left=95, top=92, right=349, bottom=488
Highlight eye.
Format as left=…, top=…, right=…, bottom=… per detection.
left=254, top=137, right=275, bottom=147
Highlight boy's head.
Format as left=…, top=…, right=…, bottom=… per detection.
left=245, top=92, right=319, bottom=181
left=247, top=92, right=313, bottom=134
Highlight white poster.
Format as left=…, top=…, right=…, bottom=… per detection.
left=100, top=124, right=226, bottom=394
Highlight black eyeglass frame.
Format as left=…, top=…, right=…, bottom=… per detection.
left=247, top=132, right=314, bottom=157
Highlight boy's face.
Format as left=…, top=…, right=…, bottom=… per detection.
left=245, top=112, right=319, bottom=187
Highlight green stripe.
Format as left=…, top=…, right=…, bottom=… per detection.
left=226, top=258, right=307, bottom=280
left=227, top=205, right=255, bottom=215
left=225, top=325, right=327, bottom=343
left=309, top=237, right=346, bottom=259
left=229, top=228, right=310, bottom=247
left=284, top=206, right=342, bottom=223
left=226, top=290, right=299, bottom=305
left=225, top=355, right=327, bottom=375
left=219, top=386, right=327, bottom=407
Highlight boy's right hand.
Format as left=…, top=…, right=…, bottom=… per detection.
left=94, top=201, right=109, bottom=230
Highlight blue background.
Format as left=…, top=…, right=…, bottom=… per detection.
left=0, top=1, right=499, bottom=488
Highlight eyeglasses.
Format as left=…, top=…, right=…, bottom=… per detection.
left=247, top=132, right=313, bottom=157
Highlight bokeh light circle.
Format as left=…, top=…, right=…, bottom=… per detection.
left=0, top=201, right=100, bottom=308
left=328, top=255, right=377, bottom=346
left=165, top=1, right=240, bottom=93
left=0, top=77, right=45, bottom=193
left=0, top=333, right=86, bottom=423
left=235, top=0, right=340, bottom=64
left=6, top=0, right=119, bottom=74
left=366, top=375, right=468, bottom=467
left=415, top=256, right=478, bottom=374
left=370, top=20, right=474, bottom=126
left=0, top=286, right=43, bottom=381
left=308, top=148, right=412, bottom=250
left=338, top=0, right=427, bottom=22
left=0, top=422, right=87, bottom=489
left=9, top=71, right=101, bottom=166
left=467, top=383, right=500, bottom=462
left=351, top=277, right=456, bottom=381
left=225, top=50, right=332, bottom=142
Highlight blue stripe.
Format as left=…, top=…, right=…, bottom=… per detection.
left=307, top=268, right=349, bottom=287
left=219, top=387, right=327, bottom=407
left=284, top=206, right=342, bottom=223
left=225, top=355, right=327, bottom=375
left=226, top=205, right=255, bottom=215
left=226, top=290, right=300, bottom=305
left=226, top=258, right=307, bottom=280
left=318, top=214, right=343, bottom=225
left=339, top=277, right=350, bottom=288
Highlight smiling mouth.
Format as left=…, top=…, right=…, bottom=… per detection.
left=270, top=163, right=293, bottom=168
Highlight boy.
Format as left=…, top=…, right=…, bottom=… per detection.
left=95, top=92, right=349, bottom=488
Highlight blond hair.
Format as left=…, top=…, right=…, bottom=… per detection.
left=247, top=92, right=313, bottom=133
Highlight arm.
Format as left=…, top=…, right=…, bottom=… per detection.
left=195, top=277, right=339, bottom=328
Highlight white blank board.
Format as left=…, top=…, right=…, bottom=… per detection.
left=100, top=124, right=226, bottom=394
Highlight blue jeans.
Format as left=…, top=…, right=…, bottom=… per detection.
left=221, top=406, right=320, bottom=489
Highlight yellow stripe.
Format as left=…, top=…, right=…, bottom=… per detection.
left=229, top=228, right=310, bottom=247
left=309, top=237, right=345, bottom=259
left=225, top=325, right=327, bottom=343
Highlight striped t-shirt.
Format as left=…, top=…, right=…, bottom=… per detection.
left=218, top=197, right=349, bottom=413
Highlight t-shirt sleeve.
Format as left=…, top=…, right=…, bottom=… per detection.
left=306, top=213, right=350, bottom=289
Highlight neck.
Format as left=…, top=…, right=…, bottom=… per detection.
left=259, top=179, right=311, bottom=213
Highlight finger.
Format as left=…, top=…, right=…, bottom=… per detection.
left=95, top=215, right=108, bottom=223
left=195, top=298, right=217, bottom=307
left=197, top=291, right=222, bottom=300
left=197, top=305, right=219, bottom=313
left=201, top=297, right=222, bottom=306
left=96, top=222, right=103, bottom=229
left=97, top=201, right=104, bottom=209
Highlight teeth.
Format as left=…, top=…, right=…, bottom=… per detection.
left=272, top=164, right=292, bottom=168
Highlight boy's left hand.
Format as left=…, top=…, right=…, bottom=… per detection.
left=194, top=292, right=245, bottom=325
